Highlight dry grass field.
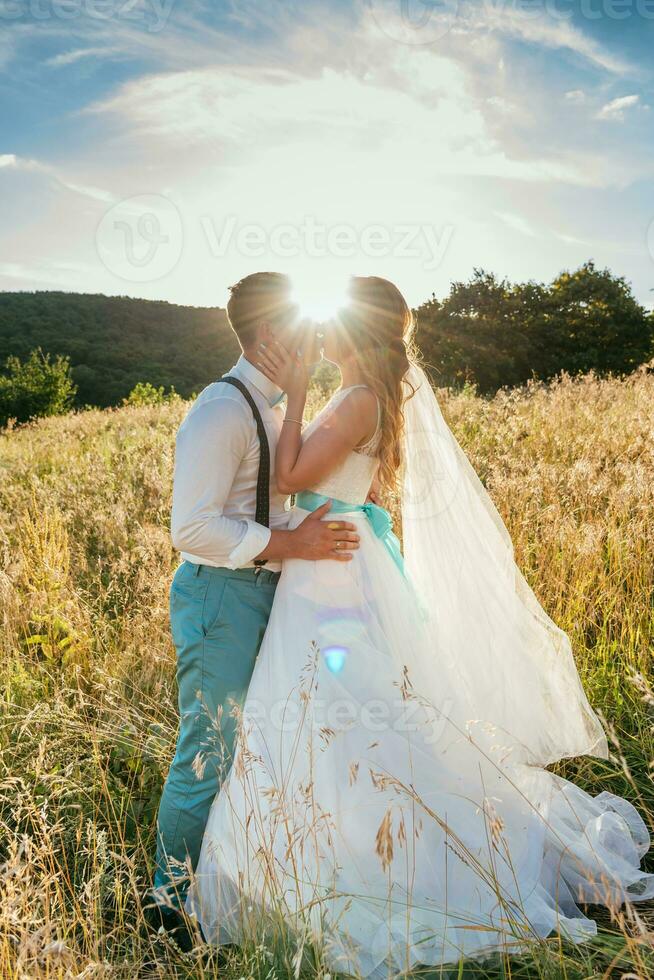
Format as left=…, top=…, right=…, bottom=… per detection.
left=1, top=370, right=653, bottom=979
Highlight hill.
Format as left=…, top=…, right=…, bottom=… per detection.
left=0, top=291, right=240, bottom=407
left=1, top=263, right=652, bottom=411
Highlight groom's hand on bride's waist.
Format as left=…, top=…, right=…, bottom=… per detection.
left=256, top=501, right=360, bottom=563
left=292, top=501, right=360, bottom=561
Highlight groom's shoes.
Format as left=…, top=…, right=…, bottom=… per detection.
left=144, top=901, right=203, bottom=953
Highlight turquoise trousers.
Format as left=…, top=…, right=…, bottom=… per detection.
left=154, top=561, right=280, bottom=905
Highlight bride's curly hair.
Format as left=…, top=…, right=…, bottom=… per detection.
left=336, top=276, right=418, bottom=493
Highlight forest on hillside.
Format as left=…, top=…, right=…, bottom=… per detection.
left=0, top=292, right=240, bottom=408
left=0, top=263, right=652, bottom=411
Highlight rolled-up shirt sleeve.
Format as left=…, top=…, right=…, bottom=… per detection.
left=227, top=518, right=271, bottom=568
left=170, top=396, right=272, bottom=568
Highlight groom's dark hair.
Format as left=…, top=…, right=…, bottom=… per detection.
left=227, top=272, right=294, bottom=348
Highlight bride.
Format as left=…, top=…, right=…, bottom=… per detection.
left=188, top=276, right=653, bottom=976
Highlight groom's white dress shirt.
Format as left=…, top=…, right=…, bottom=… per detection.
left=171, top=355, right=290, bottom=573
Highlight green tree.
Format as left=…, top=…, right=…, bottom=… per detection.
left=533, top=261, right=652, bottom=377
left=415, top=263, right=653, bottom=393
left=122, top=381, right=179, bottom=407
left=415, top=270, right=537, bottom=392
left=0, top=348, right=77, bottom=427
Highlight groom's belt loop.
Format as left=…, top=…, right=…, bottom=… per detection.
left=217, top=375, right=270, bottom=573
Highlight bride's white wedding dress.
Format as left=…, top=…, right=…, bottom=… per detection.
left=189, top=367, right=653, bottom=976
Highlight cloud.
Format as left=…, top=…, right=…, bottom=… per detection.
left=0, top=4, right=241, bottom=82
left=45, top=47, right=120, bottom=68
left=596, top=94, right=640, bottom=121
left=485, top=95, right=519, bottom=115
left=450, top=3, right=632, bottom=75
left=88, top=53, right=589, bottom=187
left=0, top=154, right=40, bottom=172
left=0, top=153, right=114, bottom=203
left=2, top=0, right=653, bottom=307
left=0, top=261, right=73, bottom=287
left=494, top=211, right=537, bottom=237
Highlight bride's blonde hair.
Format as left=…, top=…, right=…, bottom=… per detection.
left=336, top=276, right=417, bottom=493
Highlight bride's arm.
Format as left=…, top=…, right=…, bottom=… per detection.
left=256, top=341, right=377, bottom=495
left=277, top=387, right=377, bottom=494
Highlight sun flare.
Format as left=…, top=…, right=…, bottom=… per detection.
left=290, top=271, right=351, bottom=323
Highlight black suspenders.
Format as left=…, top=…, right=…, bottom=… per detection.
left=217, top=376, right=270, bottom=571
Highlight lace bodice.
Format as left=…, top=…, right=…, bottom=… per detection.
left=302, top=386, right=380, bottom=505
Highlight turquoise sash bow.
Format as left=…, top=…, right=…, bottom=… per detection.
left=295, top=490, right=405, bottom=577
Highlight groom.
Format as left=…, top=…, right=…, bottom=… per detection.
left=152, top=272, right=360, bottom=942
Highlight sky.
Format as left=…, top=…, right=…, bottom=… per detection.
left=1, top=0, right=654, bottom=315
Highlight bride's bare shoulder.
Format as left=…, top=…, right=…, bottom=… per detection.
left=307, top=385, right=378, bottom=446
left=332, top=386, right=379, bottom=443
left=329, top=385, right=377, bottom=420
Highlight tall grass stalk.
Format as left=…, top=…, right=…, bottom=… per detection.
left=1, top=372, right=653, bottom=977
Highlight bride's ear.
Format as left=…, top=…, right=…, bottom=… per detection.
left=258, top=320, right=273, bottom=346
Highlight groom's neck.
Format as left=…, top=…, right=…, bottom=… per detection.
left=244, top=358, right=267, bottom=380
left=240, top=347, right=258, bottom=369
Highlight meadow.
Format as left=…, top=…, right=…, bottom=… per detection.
left=1, top=369, right=653, bottom=979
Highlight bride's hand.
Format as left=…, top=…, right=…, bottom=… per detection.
left=256, top=339, right=309, bottom=396
left=366, top=476, right=382, bottom=506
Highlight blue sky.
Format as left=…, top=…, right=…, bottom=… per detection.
left=1, top=0, right=653, bottom=311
